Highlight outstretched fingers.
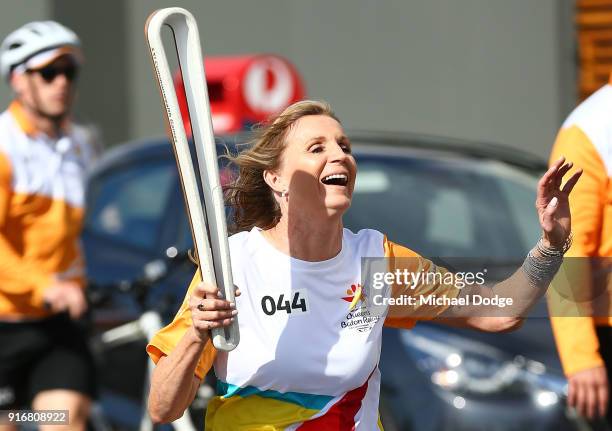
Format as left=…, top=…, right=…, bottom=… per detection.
left=553, top=162, right=573, bottom=187
left=538, top=156, right=583, bottom=202
left=539, top=156, right=565, bottom=189
left=561, top=169, right=583, bottom=195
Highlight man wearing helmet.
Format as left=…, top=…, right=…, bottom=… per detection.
left=0, top=21, right=95, bottom=430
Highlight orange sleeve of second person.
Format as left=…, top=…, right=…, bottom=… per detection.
left=146, top=269, right=217, bottom=380
left=0, top=151, right=52, bottom=301
left=547, top=126, right=607, bottom=376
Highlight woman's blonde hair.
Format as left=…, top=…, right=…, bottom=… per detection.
left=225, top=100, right=339, bottom=232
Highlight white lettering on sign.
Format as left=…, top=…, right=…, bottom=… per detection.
left=243, top=57, right=293, bottom=113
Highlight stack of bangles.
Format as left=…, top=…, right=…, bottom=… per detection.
left=521, top=234, right=572, bottom=288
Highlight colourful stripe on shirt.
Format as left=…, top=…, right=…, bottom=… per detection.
left=217, top=380, right=333, bottom=410
left=295, top=375, right=370, bottom=430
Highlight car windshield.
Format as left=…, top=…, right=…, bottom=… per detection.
left=344, top=153, right=541, bottom=261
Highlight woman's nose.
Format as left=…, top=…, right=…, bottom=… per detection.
left=328, top=144, right=348, bottom=162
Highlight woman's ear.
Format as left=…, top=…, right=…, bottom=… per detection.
left=263, top=169, right=284, bottom=195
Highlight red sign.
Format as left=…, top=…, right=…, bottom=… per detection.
left=174, top=54, right=306, bottom=135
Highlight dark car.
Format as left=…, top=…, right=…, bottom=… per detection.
left=83, top=132, right=579, bottom=430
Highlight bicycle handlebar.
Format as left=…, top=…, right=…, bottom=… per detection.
left=87, top=250, right=192, bottom=308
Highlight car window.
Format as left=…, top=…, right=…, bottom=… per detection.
left=86, top=160, right=177, bottom=251
left=346, top=156, right=540, bottom=260
left=426, top=188, right=474, bottom=249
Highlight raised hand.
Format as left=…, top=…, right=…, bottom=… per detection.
left=535, top=156, right=582, bottom=249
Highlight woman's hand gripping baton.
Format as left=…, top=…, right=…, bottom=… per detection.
left=145, top=7, right=239, bottom=351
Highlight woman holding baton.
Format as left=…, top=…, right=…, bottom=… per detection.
left=146, top=100, right=580, bottom=430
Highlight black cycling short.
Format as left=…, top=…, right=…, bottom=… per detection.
left=0, top=313, right=96, bottom=409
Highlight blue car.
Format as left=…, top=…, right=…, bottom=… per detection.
left=84, top=132, right=580, bottom=430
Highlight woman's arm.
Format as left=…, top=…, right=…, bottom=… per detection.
left=438, top=156, right=582, bottom=332
left=148, top=282, right=237, bottom=423
left=148, top=327, right=207, bottom=423
left=437, top=255, right=553, bottom=332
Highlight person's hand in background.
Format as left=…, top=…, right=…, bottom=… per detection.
left=568, top=365, right=609, bottom=420
left=42, top=279, right=87, bottom=319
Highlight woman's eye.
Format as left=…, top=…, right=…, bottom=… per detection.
left=311, top=146, right=323, bottom=153
left=341, top=145, right=351, bottom=154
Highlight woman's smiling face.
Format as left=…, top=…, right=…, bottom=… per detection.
left=270, top=114, right=357, bottom=218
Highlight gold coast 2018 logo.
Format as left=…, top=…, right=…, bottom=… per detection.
left=342, top=283, right=366, bottom=310
left=341, top=283, right=379, bottom=332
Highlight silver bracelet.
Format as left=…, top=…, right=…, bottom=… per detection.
left=535, top=233, right=573, bottom=257
left=521, top=237, right=569, bottom=288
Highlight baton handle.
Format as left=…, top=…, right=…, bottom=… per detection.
left=145, top=7, right=239, bottom=351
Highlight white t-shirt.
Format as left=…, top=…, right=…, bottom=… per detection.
left=148, top=227, right=459, bottom=430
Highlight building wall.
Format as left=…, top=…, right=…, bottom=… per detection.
left=0, top=1, right=50, bottom=106
left=0, top=0, right=576, bottom=158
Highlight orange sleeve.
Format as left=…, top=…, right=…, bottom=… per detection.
left=382, top=236, right=461, bottom=329
left=0, top=151, right=52, bottom=301
left=552, top=126, right=606, bottom=257
left=0, top=151, right=9, bottom=227
left=547, top=126, right=606, bottom=376
left=146, top=269, right=216, bottom=380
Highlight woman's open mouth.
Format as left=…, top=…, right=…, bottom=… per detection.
left=321, top=173, right=349, bottom=186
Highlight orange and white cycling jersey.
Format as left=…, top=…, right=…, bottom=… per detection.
left=0, top=101, right=94, bottom=319
left=547, top=74, right=612, bottom=376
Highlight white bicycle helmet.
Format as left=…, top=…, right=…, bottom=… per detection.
left=0, top=21, right=80, bottom=80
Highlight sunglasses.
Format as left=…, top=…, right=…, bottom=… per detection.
left=28, top=64, right=79, bottom=83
